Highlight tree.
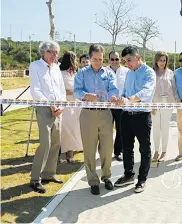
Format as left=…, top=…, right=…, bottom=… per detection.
left=130, top=17, right=160, bottom=62
left=14, top=50, right=29, bottom=63
left=95, top=0, right=134, bottom=49
left=46, top=0, right=55, bottom=40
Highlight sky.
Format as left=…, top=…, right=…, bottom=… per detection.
left=1, top=0, right=182, bottom=53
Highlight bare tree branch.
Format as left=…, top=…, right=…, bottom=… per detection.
left=46, top=0, right=55, bottom=40
left=95, top=0, right=135, bottom=49
left=130, top=17, right=160, bottom=61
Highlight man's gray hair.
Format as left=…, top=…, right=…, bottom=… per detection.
left=39, top=40, right=60, bottom=55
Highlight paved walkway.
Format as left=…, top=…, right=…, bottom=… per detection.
left=33, top=116, right=182, bottom=224
left=2, top=88, right=32, bottom=112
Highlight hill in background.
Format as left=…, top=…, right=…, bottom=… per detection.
left=1, top=38, right=180, bottom=70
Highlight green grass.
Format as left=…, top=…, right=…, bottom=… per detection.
left=1, top=77, right=30, bottom=90
left=1, top=108, right=84, bottom=223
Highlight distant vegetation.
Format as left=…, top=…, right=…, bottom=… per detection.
left=1, top=38, right=180, bottom=70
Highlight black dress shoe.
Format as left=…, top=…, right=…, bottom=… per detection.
left=30, top=182, right=46, bottom=193
left=91, top=185, right=100, bottom=195
left=104, top=179, right=113, bottom=190
left=42, top=176, right=63, bottom=184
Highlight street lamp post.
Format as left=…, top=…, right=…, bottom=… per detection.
left=29, top=34, right=34, bottom=64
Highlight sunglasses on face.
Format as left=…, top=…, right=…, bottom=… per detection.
left=110, top=58, right=119, bottom=61
left=179, top=59, right=182, bottom=62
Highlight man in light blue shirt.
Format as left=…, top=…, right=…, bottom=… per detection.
left=114, top=46, right=156, bottom=193
left=74, top=44, right=118, bottom=195
left=174, top=52, right=182, bottom=161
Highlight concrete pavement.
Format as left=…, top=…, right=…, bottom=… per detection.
left=34, top=116, right=182, bottom=224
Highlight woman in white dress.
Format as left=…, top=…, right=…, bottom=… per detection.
left=152, top=52, right=180, bottom=162
left=59, top=51, right=83, bottom=163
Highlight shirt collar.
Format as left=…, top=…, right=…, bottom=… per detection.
left=40, top=58, right=56, bottom=68
left=89, top=65, right=104, bottom=73
left=133, top=63, right=145, bottom=72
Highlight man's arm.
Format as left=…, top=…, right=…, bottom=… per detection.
left=174, top=70, right=182, bottom=101
left=73, top=70, right=88, bottom=100
left=29, top=62, right=48, bottom=101
left=128, top=95, right=141, bottom=102
left=73, top=70, right=97, bottom=101
left=171, top=71, right=181, bottom=102
left=134, top=69, right=156, bottom=102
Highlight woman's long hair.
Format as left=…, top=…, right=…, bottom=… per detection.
left=59, top=51, right=77, bottom=73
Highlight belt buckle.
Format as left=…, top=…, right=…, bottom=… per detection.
left=128, top=111, right=134, bottom=115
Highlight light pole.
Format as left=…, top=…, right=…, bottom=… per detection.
left=74, top=34, right=76, bottom=53
left=29, top=34, right=34, bottom=64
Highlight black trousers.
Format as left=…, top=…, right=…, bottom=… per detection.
left=121, top=111, right=152, bottom=182
left=111, top=109, right=123, bottom=156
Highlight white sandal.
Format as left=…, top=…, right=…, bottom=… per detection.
left=60, top=158, right=67, bottom=163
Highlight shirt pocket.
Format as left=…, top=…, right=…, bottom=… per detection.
left=100, top=77, right=109, bottom=90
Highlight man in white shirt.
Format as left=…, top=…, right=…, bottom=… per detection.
left=29, top=40, right=66, bottom=193
left=107, top=51, right=129, bottom=161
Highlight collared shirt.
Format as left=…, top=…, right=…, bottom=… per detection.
left=122, top=64, right=156, bottom=112
left=74, top=65, right=119, bottom=101
left=107, top=65, right=129, bottom=96
left=174, top=67, right=182, bottom=100
left=29, top=58, right=66, bottom=102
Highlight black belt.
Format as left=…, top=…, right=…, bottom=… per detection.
left=84, top=108, right=108, bottom=111
left=125, top=111, right=147, bottom=115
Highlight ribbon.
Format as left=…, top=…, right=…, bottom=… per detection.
left=1, top=98, right=182, bottom=109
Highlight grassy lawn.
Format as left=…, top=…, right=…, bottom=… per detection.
left=1, top=108, right=84, bottom=223
left=1, top=77, right=30, bottom=90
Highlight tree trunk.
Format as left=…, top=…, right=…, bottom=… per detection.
left=46, top=0, right=55, bottom=40
left=112, top=33, right=117, bottom=50
left=112, top=34, right=115, bottom=50
left=142, top=40, right=146, bottom=62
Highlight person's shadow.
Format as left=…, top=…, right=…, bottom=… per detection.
left=42, top=185, right=134, bottom=223
left=46, top=159, right=182, bottom=223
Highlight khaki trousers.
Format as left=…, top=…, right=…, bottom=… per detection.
left=177, top=109, right=182, bottom=155
left=80, top=109, right=113, bottom=186
left=31, top=107, right=62, bottom=183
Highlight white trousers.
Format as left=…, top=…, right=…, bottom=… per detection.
left=152, top=109, right=173, bottom=152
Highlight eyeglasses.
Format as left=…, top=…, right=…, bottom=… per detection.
left=110, top=58, right=119, bottom=61
left=179, top=59, right=182, bottom=62
left=47, top=50, right=59, bottom=55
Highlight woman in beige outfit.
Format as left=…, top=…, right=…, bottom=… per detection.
left=59, top=51, right=83, bottom=163
left=152, top=52, right=180, bottom=162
